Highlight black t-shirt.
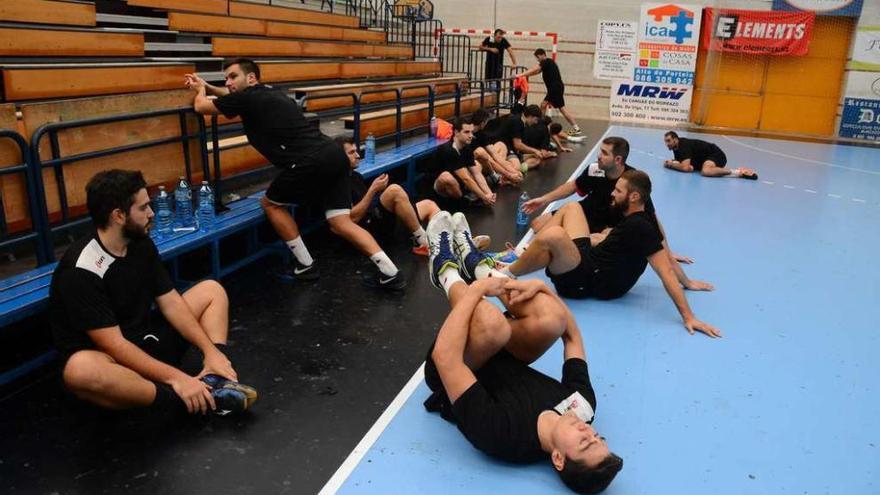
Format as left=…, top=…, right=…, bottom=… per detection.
left=540, top=58, right=563, bottom=90
left=213, top=84, right=332, bottom=169
left=350, top=170, right=368, bottom=205
left=672, top=137, right=723, bottom=170
left=574, top=163, right=659, bottom=232
left=434, top=141, right=475, bottom=176
left=471, top=128, right=490, bottom=150
left=452, top=355, right=596, bottom=463
left=50, top=233, right=175, bottom=355
left=495, top=113, right=525, bottom=151
left=523, top=122, right=550, bottom=150
left=482, top=36, right=510, bottom=69
left=589, top=211, right=664, bottom=299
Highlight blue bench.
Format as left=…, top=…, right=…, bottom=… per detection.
left=0, top=136, right=449, bottom=386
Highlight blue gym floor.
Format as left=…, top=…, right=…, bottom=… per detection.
left=323, top=125, right=880, bottom=494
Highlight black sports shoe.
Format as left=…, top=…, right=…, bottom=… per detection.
left=210, top=388, right=249, bottom=416
left=276, top=259, right=319, bottom=282
left=362, top=270, right=407, bottom=291
left=201, top=374, right=258, bottom=407
left=427, top=211, right=460, bottom=289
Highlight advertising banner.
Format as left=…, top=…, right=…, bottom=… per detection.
left=609, top=80, right=693, bottom=125
left=593, top=20, right=638, bottom=80
left=772, top=0, right=863, bottom=17
left=838, top=71, right=880, bottom=140
left=636, top=3, right=702, bottom=85
left=851, top=26, right=880, bottom=71
left=702, top=8, right=815, bottom=56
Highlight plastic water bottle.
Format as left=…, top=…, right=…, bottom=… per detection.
left=365, top=133, right=376, bottom=164
left=173, top=176, right=195, bottom=230
left=197, top=181, right=215, bottom=230
left=153, top=185, right=173, bottom=238
left=516, top=191, right=530, bottom=228
left=429, top=117, right=438, bottom=138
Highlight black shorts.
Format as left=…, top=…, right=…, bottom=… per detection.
left=547, top=237, right=595, bottom=299
left=698, top=150, right=727, bottom=170
left=544, top=85, right=565, bottom=108
left=265, top=142, right=352, bottom=212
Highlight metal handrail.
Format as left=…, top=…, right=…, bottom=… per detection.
left=29, top=107, right=210, bottom=262
left=0, top=130, right=45, bottom=265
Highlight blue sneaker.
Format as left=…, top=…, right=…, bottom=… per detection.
left=427, top=211, right=459, bottom=289
left=201, top=374, right=258, bottom=414
left=452, top=212, right=495, bottom=283
left=487, top=242, right=520, bottom=264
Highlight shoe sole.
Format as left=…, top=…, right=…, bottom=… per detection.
left=362, top=278, right=408, bottom=291
left=276, top=271, right=320, bottom=282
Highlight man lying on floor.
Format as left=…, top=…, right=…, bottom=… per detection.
left=422, top=210, right=623, bottom=493
left=52, top=170, right=257, bottom=421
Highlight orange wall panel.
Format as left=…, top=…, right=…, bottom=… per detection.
left=765, top=56, right=846, bottom=98
left=760, top=95, right=839, bottom=135
left=691, top=90, right=763, bottom=129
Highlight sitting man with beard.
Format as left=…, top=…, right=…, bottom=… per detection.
left=51, top=170, right=257, bottom=423
left=503, top=170, right=721, bottom=338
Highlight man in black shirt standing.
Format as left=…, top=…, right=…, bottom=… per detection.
left=432, top=118, right=497, bottom=206
left=185, top=58, right=405, bottom=290
left=507, top=170, right=721, bottom=338
left=480, top=29, right=517, bottom=88
left=517, top=49, right=583, bottom=137
left=423, top=211, right=623, bottom=493
left=663, top=131, right=758, bottom=180
left=53, top=170, right=257, bottom=419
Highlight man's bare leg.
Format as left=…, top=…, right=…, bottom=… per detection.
left=63, top=351, right=159, bottom=409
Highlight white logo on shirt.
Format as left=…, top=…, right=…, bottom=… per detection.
left=554, top=391, right=595, bottom=423
left=75, top=239, right=116, bottom=278
left=587, top=162, right=605, bottom=177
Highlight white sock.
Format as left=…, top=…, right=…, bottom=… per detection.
left=474, top=263, right=510, bottom=280
left=412, top=227, right=427, bottom=246
left=286, top=236, right=313, bottom=266
left=440, top=267, right=464, bottom=296
left=573, top=125, right=581, bottom=131
left=498, top=266, right=516, bottom=278
left=726, top=168, right=742, bottom=178
left=370, top=251, right=399, bottom=277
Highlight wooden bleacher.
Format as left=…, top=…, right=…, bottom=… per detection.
left=168, top=12, right=387, bottom=44
left=0, top=0, right=96, bottom=27
left=343, top=94, right=497, bottom=137
left=0, top=26, right=145, bottom=57
left=292, top=75, right=465, bottom=112
left=211, top=36, right=412, bottom=59
left=227, top=1, right=359, bottom=28
left=0, top=62, right=194, bottom=101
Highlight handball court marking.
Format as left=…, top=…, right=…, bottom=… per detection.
left=322, top=126, right=880, bottom=494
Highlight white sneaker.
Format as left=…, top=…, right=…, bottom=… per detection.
left=426, top=211, right=458, bottom=289
left=452, top=212, right=494, bottom=282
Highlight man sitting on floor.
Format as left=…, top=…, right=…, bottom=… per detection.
left=432, top=117, right=497, bottom=207
left=470, top=108, right=524, bottom=186
left=490, top=105, right=553, bottom=171
left=52, top=170, right=257, bottom=420
left=423, top=210, right=623, bottom=493
left=663, top=131, right=758, bottom=180
left=504, top=170, right=721, bottom=338
left=337, top=136, right=438, bottom=255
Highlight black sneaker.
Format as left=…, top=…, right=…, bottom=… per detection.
left=201, top=374, right=258, bottom=407
left=362, top=270, right=407, bottom=291
left=276, top=259, right=319, bottom=282
left=210, top=388, right=249, bottom=416
left=427, top=211, right=460, bottom=289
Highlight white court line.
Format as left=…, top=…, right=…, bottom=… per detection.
left=763, top=181, right=775, bottom=185
left=828, top=194, right=842, bottom=198
left=805, top=189, right=817, bottom=194
left=852, top=198, right=867, bottom=203
left=783, top=185, right=796, bottom=189
left=318, top=127, right=618, bottom=494
left=318, top=363, right=425, bottom=495
left=722, top=135, right=880, bottom=176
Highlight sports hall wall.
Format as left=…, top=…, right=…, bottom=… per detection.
left=435, top=0, right=878, bottom=139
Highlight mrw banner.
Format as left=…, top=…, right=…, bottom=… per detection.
left=702, top=8, right=815, bottom=56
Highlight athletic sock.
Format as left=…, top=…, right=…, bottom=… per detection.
left=474, top=264, right=509, bottom=280
left=572, top=125, right=581, bottom=132
left=151, top=381, right=186, bottom=417
left=726, top=168, right=742, bottom=178
left=498, top=266, right=516, bottom=278
left=285, top=236, right=314, bottom=266
left=412, top=227, right=428, bottom=246
left=370, top=251, right=399, bottom=277
left=439, top=266, right=464, bottom=296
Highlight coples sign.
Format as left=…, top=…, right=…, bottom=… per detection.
left=702, top=8, right=815, bottom=56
